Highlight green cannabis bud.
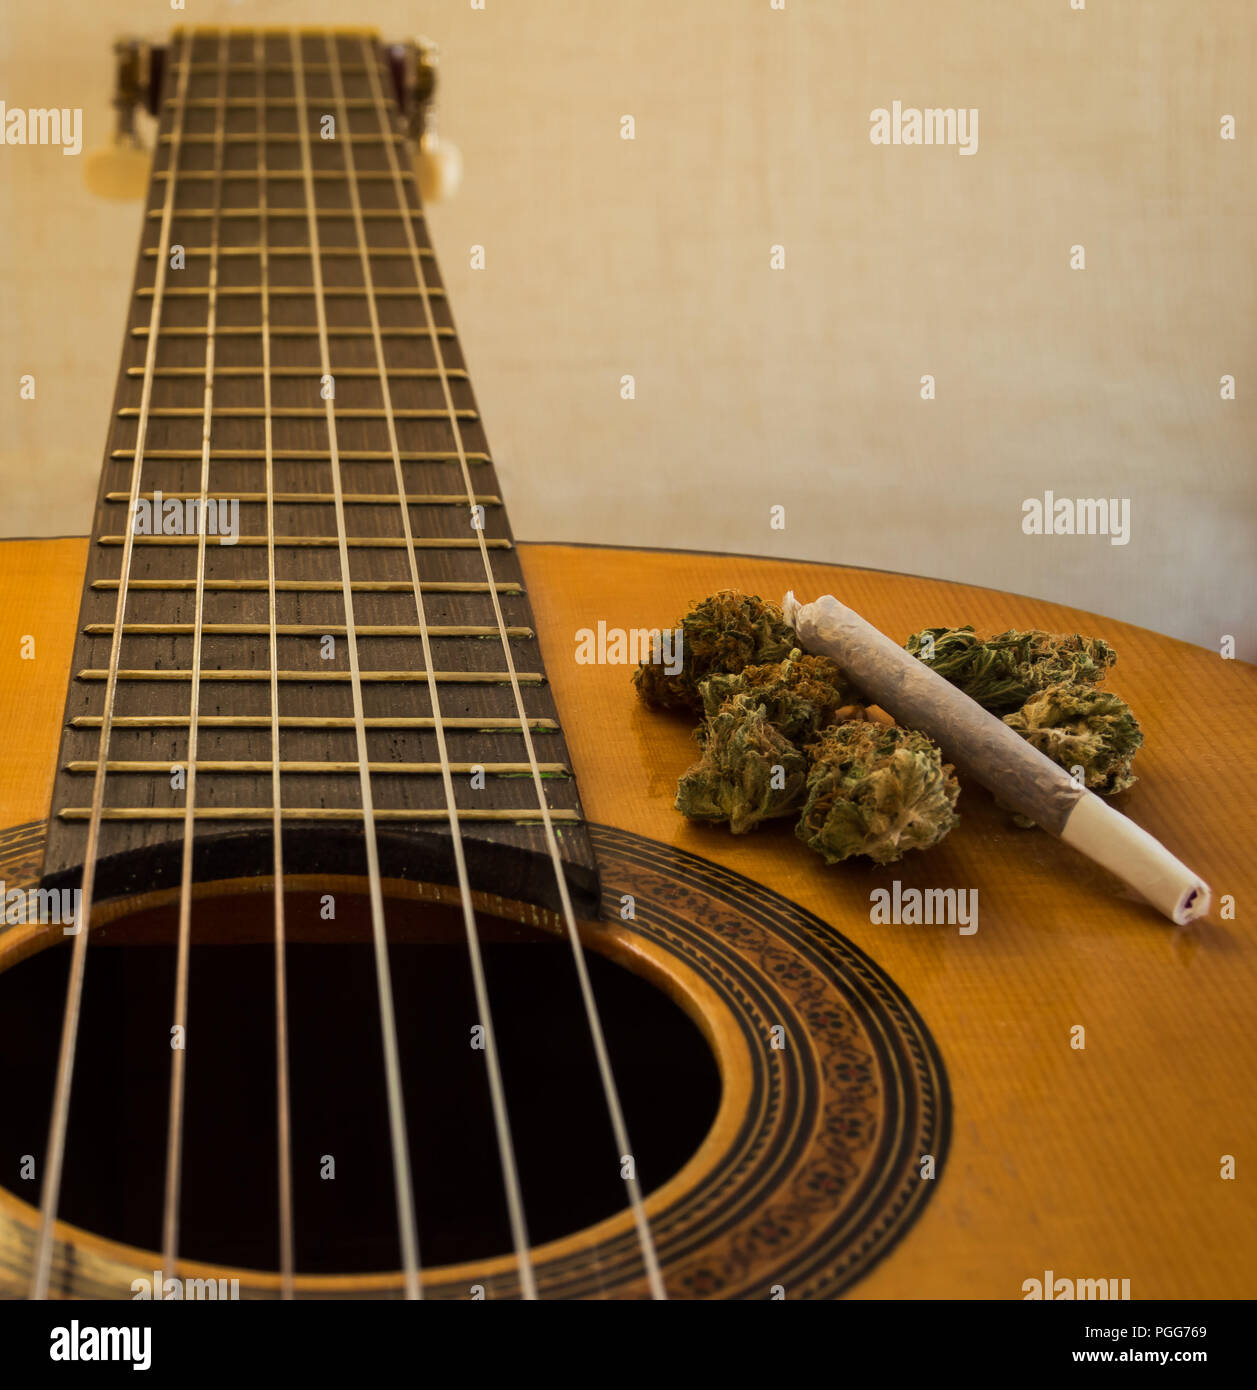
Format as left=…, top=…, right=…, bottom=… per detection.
left=904, top=625, right=1118, bottom=714
left=675, top=694, right=808, bottom=834
left=634, top=589, right=796, bottom=713
left=795, top=722, right=961, bottom=866
left=698, top=648, right=863, bottom=745
left=1003, top=681, right=1143, bottom=796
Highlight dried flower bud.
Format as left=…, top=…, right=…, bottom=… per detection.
left=675, top=694, right=808, bottom=834
left=1003, top=680, right=1142, bottom=796
left=904, top=625, right=1118, bottom=714
left=795, top=722, right=960, bottom=865
left=634, top=589, right=796, bottom=712
left=698, top=648, right=864, bottom=745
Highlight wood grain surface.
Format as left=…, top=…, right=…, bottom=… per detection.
left=522, top=543, right=1257, bottom=1300
left=2, top=537, right=1255, bottom=1298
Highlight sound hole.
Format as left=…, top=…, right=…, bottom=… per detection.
left=0, top=891, right=720, bottom=1277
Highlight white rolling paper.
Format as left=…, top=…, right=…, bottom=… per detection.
left=783, top=591, right=1211, bottom=926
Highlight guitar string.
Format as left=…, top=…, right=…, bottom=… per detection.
left=162, top=28, right=228, bottom=1272
left=359, top=35, right=669, bottom=1300
left=31, top=31, right=661, bottom=1301
left=256, top=30, right=297, bottom=1300
left=323, top=34, right=539, bottom=1299
left=28, top=33, right=195, bottom=1301
left=290, top=30, right=424, bottom=1300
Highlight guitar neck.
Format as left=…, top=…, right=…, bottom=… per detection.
left=41, top=28, right=598, bottom=918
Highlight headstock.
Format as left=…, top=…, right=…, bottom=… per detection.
left=385, top=36, right=463, bottom=203
left=83, top=34, right=461, bottom=203
left=83, top=39, right=160, bottom=200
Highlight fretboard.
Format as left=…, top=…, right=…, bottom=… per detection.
left=42, top=28, right=597, bottom=919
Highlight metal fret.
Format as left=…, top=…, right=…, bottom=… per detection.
left=72, top=714, right=559, bottom=731
left=185, top=62, right=377, bottom=73
left=92, top=578, right=522, bottom=593
left=148, top=207, right=424, bottom=219
left=131, top=326, right=456, bottom=338
left=159, top=133, right=406, bottom=145
left=59, top=807, right=582, bottom=823
left=105, top=491, right=501, bottom=505
left=85, top=623, right=531, bottom=638
left=138, top=286, right=446, bottom=298
left=154, top=169, right=413, bottom=183
left=77, top=669, right=545, bottom=683
left=111, top=448, right=490, bottom=461
left=98, top=536, right=511, bottom=549
left=165, top=96, right=385, bottom=109
left=128, top=368, right=465, bottom=378
left=68, top=760, right=568, bottom=776
left=144, top=246, right=433, bottom=257
left=118, top=407, right=476, bottom=420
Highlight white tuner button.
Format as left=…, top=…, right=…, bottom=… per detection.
left=84, top=144, right=151, bottom=201
left=416, top=133, right=462, bottom=204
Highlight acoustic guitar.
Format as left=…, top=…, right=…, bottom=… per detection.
left=1, top=26, right=1254, bottom=1303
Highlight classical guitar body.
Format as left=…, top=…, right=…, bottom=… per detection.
left=0, top=27, right=1254, bottom=1306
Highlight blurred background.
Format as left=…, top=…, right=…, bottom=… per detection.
left=1, top=0, right=1253, bottom=652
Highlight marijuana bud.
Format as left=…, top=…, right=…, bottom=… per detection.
left=698, top=648, right=864, bottom=745
left=1003, top=680, right=1143, bottom=796
left=675, top=694, right=808, bottom=834
left=795, top=721, right=960, bottom=866
left=904, top=625, right=1118, bottom=714
left=634, top=589, right=796, bottom=712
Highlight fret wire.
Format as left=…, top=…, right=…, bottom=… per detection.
left=98, top=537, right=513, bottom=549
left=162, top=27, right=231, bottom=1282
left=144, top=247, right=435, bottom=258
left=131, top=327, right=456, bottom=337
left=128, top=368, right=465, bottom=378
left=59, top=807, right=582, bottom=824
left=361, top=34, right=670, bottom=1301
left=185, top=62, right=376, bottom=73
left=160, top=133, right=405, bottom=144
left=111, top=448, right=490, bottom=460
left=77, top=669, right=545, bottom=684
left=166, top=96, right=384, bottom=108
left=104, top=491, right=501, bottom=504
left=86, top=623, right=531, bottom=637
left=69, top=761, right=568, bottom=775
left=93, top=579, right=523, bottom=593
left=290, top=29, right=422, bottom=1301
left=148, top=208, right=424, bottom=219
left=119, top=408, right=475, bottom=419
left=72, top=715, right=559, bottom=730
left=255, top=30, right=295, bottom=1302
left=138, top=287, right=447, bottom=297
left=154, top=170, right=410, bottom=182
left=29, top=31, right=196, bottom=1305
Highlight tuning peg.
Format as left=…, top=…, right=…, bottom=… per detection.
left=387, top=36, right=461, bottom=203
left=84, top=141, right=150, bottom=200
left=415, top=131, right=462, bottom=203
left=84, top=39, right=160, bottom=200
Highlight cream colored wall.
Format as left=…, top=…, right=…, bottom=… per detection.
left=1, top=0, right=1253, bottom=653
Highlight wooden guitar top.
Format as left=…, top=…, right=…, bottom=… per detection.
left=2, top=536, right=1254, bottom=1299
